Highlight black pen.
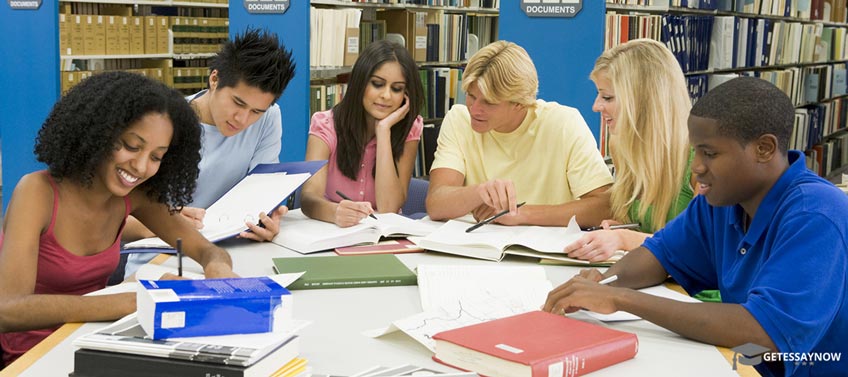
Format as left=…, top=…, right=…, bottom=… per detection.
left=583, top=223, right=641, bottom=232
left=465, top=202, right=527, bottom=233
left=176, top=237, right=183, bottom=277
left=335, top=190, right=378, bottom=220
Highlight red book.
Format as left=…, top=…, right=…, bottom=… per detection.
left=432, top=311, right=638, bottom=377
left=334, top=239, right=424, bottom=256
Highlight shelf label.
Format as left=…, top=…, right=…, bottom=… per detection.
left=243, top=0, right=289, bottom=14
left=8, top=0, right=41, bottom=10
left=521, top=0, right=582, bottom=18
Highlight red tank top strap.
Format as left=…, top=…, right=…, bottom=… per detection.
left=123, top=195, right=132, bottom=218
left=41, top=171, right=61, bottom=234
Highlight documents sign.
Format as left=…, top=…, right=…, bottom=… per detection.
left=244, top=0, right=289, bottom=14
left=8, top=0, right=41, bottom=10
left=521, top=0, right=582, bottom=18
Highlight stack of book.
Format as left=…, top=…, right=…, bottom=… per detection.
left=72, top=276, right=308, bottom=376
left=70, top=314, right=309, bottom=377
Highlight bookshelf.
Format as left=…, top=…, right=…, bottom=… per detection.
left=0, top=0, right=228, bottom=211
left=604, top=0, right=848, bottom=180
left=57, top=0, right=229, bottom=96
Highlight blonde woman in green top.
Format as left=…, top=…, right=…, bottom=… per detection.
left=565, top=39, right=695, bottom=263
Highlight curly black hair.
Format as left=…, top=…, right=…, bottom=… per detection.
left=34, top=71, right=202, bottom=211
left=691, top=76, right=794, bottom=154
left=210, top=27, right=296, bottom=101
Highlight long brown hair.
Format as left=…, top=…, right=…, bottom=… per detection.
left=333, top=40, right=424, bottom=180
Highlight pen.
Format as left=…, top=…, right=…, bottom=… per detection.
left=465, top=202, right=527, bottom=233
left=598, top=275, right=618, bottom=285
left=584, top=223, right=641, bottom=232
left=176, top=238, right=183, bottom=277
left=335, top=190, right=378, bottom=220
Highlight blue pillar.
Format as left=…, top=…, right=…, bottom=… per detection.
left=498, top=2, right=605, bottom=144
left=0, top=1, right=58, bottom=212
left=229, top=2, right=310, bottom=163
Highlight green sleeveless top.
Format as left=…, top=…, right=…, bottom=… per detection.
left=626, top=151, right=695, bottom=233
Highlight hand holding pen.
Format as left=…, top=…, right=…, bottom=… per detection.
left=543, top=269, right=621, bottom=316
left=466, top=202, right=527, bottom=232
left=335, top=190, right=377, bottom=227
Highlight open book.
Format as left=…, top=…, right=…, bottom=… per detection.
left=124, top=161, right=326, bottom=252
left=413, top=216, right=621, bottom=265
left=271, top=209, right=438, bottom=254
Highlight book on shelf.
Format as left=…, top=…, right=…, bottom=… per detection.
left=271, top=254, right=417, bottom=290
left=335, top=239, right=425, bottom=256
left=123, top=160, right=327, bottom=252
left=137, top=275, right=293, bottom=339
left=432, top=311, right=638, bottom=377
left=376, top=9, right=428, bottom=62
left=413, top=216, right=621, bottom=265
left=72, top=312, right=306, bottom=368
left=271, top=209, right=437, bottom=254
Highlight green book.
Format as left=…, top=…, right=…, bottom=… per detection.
left=271, top=254, right=417, bottom=290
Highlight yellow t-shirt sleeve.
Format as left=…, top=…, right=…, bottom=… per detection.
left=429, top=105, right=469, bottom=176
left=561, top=108, right=614, bottom=198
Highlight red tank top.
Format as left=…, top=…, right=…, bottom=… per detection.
left=0, top=172, right=130, bottom=366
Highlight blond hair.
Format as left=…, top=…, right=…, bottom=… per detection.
left=591, top=39, right=691, bottom=232
left=461, top=40, right=538, bottom=106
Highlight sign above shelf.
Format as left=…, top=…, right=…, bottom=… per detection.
left=521, top=0, right=581, bottom=18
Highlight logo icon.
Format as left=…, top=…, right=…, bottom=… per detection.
left=731, top=343, right=771, bottom=370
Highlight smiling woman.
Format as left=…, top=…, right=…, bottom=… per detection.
left=0, top=71, right=237, bottom=366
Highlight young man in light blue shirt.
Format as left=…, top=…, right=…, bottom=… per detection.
left=121, top=28, right=296, bottom=277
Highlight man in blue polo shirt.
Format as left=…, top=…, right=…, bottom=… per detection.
left=543, top=77, right=848, bottom=377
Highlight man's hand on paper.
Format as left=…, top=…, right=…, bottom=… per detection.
left=471, top=203, right=524, bottom=226
left=475, top=178, right=518, bottom=215
left=543, top=269, right=619, bottom=315
left=240, top=206, right=288, bottom=242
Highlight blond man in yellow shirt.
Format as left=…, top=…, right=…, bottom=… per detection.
left=426, top=41, right=613, bottom=227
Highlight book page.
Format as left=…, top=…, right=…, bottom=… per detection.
left=413, top=220, right=517, bottom=260
left=380, top=265, right=552, bottom=352
left=508, top=215, right=583, bottom=253
left=366, top=213, right=440, bottom=237
left=202, top=172, right=311, bottom=240
left=273, top=209, right=382, bottom=253
left=124, top=172, right=312, bottom=249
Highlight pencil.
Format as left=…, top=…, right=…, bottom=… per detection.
left=465, top=202, right=527, bottom=233
left=598, top=275, right=618, bottom=285
left=584, top=223, right=641, bottom=232
left=176, top=238, right=183, bottom=277
left=335, top=190, right=378, bottom=220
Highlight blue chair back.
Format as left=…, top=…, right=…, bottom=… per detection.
left=402, top=178, right=429, bottom=219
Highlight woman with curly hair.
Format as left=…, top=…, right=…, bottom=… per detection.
left=0, top=71, right=237, bottom=366
left=301, top=40, right=425, bottom=227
